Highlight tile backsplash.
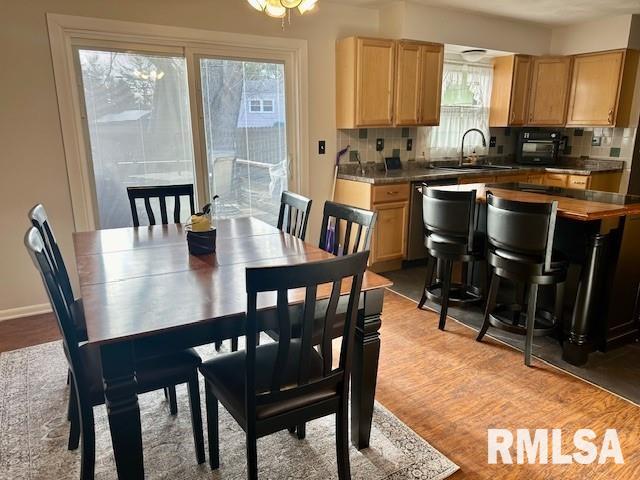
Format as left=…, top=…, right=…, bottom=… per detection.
left=336, top=128, right=418, bottom=163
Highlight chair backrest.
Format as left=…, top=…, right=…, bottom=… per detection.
left=486, top=193, right=558, bottom=270
left=126, top=184, right=195, bottom=227
left=24, top=228, right=85, bottom=389
left=319, top=201, right=377, bottom=256
left=422, top=187, right=477, bottom=251
left=277, top=191, right=312, bottom=240
left=244, top=250, right=369, bottom=418
left=28, top=204, right=75, bottom=307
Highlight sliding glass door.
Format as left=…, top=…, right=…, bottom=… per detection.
left=77, top=49, right=195, bottom=228
left=198, top=58, right=288, bottom=226
left=75, top=46, right=293, bottom=229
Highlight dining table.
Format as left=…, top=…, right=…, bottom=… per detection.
left=73, top=216, right=392, bottom=479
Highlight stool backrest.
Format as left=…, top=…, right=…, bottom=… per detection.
left=486, top=193, right=558, bottom=270
left=422, top=187, right=477, bottom=251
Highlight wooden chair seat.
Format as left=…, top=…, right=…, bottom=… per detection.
left=200, top=340, right=333, bottom=423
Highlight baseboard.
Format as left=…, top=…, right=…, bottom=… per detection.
left=0, top=303, right=51, bottom=321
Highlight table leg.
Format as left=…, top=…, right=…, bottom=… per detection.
left=100, top=341, right=144, bottom=479
left=562, top=233, right=608, bottom=366
left=351, top=288, right=383, bottom=449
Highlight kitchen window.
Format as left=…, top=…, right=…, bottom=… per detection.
left=430, top=61, right=493, bottom=158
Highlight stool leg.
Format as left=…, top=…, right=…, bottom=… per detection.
left=477, top=273, right=499, bottom=342
left=438, top=260, right=453, bottom=331
left=554, top=281, right=565, bottom=340
left=524, top=284, right=539, bottom=367
left=418, top=255, right=436, bottom=309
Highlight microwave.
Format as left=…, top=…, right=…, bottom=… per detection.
left=516, top=130, right=563, bottom=165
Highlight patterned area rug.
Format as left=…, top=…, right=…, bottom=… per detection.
left=0, top=341, right=458, bottom=479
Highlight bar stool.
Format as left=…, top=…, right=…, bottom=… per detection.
left=476, top=193, right=567, bottom=367
left=418, top=187, right=485, bottom=330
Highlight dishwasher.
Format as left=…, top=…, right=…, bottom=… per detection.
left=406, top=179, right=458, bottom=262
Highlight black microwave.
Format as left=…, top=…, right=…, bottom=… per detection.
left=516, top=130, right=563, bottom=165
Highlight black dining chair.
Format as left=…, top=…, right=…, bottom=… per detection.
left=476, top=193, right=567, bottom=366
left=418, top=187, right=485, bottom=330
left=199, top=251, right=369, bottom=479
left=277, top=191, right=312, bottom=240
left=319, top=201, right=377, bottom=256
left=25, top=227, right=206, bottom=479
left=126, top=184, right=195, bottom=227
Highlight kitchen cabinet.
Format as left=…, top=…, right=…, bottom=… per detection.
left=333, top=179, right=410, bottom=271
left=489, top=55, right=532, bottom=127
left=544, top=173, right=569, bottom=188
left=336, top=37, right=443, bottom=128
left=566, top=49, right=639, bottom=127
left=527, top=56, right=572, bottom=126
left=459, top=175, right=496, bottom=185
left=543, top=172, right=621, bottom=192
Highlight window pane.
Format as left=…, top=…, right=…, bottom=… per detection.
left=78, top=49, right=195, bottom=228
left=200, top=58, right=288, bottom=225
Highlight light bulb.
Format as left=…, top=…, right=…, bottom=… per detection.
left=297, top=0, right=317, bottom=14
left=265, top=0, right=286, bottom=17
left=280, top=0, right=302, bottom=7
left=247, top=0, right=267, bottom=11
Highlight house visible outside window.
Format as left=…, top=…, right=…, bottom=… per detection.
left=249, top=99, right=262, bottom=112
left=262, top=99, right=274, bottom=112
left=429, top=61, right=493, bottom=158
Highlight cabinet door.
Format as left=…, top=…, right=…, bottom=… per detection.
left=567, top=175, right=590, bottom=190
left=509, top=55, right=533, bottom=126
left=419, top=43, right=444, bottom=125
left=566, top=51, right=624, bottom=126
left=528, top=57, right=572, bottom=126
left=372, top=201, right=408, bottom=263
left=544, top=173, right=568, bottom=188
left=394, top=42, right=422, bottom=125
left=459, top=175, right=496, bottom=185
left=356, top=38, right=395, bottom=126
left=527, top=174, right=545, bottom=185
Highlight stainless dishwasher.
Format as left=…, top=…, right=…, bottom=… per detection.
left=407, top=179, right=458, bottom=261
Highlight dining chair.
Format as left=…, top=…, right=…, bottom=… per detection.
left=126, top=184, right=195, bottom=227
left=25, top=227, right=206, bottom=479
left=277, top=191, right=312, bottom=240
left=319, top=201, right=377, bottom=256
left=199, top=251, right=369, bottom=479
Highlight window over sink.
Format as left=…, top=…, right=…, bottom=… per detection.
left=429, top=61, right=493, bottom=158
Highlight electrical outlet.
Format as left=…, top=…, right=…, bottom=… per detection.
left=376, top=138, right=384, bottom=151
left=592, top=136, right=602, bottom=147
left=489, top=136, right=497, bottom=147
left=406, top=139, right=413, bottom=151
left=318, top=140, right=326, bottom=154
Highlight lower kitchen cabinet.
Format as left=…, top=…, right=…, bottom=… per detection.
left=372, top=201, right=409, bottom=263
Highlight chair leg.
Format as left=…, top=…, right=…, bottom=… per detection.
left=214, top=341, right=222, bottom=351
left=231, top=336, right=239, bottom=352
left=296, top=423, right=306, bottom=440
left=246, top=431, right=258, bottom=480
left=418, top=255, right=436, bottom=310
left=524, top=284, right=539, bottom=367
left=79, top=396, right=95, bottom=480
left=554, top=281, right=566, bottom=339
left=335, top=398, right=351, bottom=480
left=287, top=426, right=296, bottom=434
left=204, top=382, right=220, bottom=470
left=477, top=273, right=499, bottom=342
left=167, top=385, right=178, bottom=415
left=68, top=375, right=80, bottom=450
left=187, top=375, right=205, bottom=464
left=438, top=260, right=453, bottom=331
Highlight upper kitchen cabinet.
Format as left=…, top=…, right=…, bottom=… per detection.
left=489, top=55, right=532, bottom=127
left=527, top=56, right=572, bottom=126
left=336, top=37, right=395, bottom=128
left=566, top=49, right=639, bottom=127
left=336, top=37, right=443, bottom=128
left=394, top=41, right=444, bottom=126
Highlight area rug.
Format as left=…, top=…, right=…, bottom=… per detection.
left=0, top=341, right=458, bottom=480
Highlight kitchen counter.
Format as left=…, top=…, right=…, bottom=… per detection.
left=337, top=158, right=624, bottom=185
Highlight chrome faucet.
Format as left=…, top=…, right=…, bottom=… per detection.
left=460, top=128, right=487, bottom=166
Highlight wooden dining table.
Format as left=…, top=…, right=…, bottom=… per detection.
left=73, top=217, right=392, bottom=479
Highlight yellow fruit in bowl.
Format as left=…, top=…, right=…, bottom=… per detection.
left=189, top=214, right=211, bottom=232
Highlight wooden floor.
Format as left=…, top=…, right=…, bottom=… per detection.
left=1, top=291, right=639, bottom=479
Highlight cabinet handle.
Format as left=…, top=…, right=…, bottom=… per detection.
left=608, top=108, right=614, bottom=124
left=386, top=191, right=399, bottom=195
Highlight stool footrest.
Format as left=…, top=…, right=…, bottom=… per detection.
left=425, top=282, right=482, bottom=307
left=488, top=303, right=556, bottom=336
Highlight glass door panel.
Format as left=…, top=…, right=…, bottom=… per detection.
left=77, top=49, right=195, bottom=228
left=199, top=58, right=288, bottom=225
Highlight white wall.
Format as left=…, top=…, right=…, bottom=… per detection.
left=550, top=15, right=633, bottom=55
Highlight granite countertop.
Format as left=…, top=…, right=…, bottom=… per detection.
left=337, top=158, right=624, bottom=185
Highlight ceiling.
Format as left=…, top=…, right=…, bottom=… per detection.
left=336, top=0, right=640, bottom=27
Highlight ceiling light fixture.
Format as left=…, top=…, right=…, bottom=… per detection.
left=247, top=0, right=318, bottom=26
left=460, top=49, right=487, bottom=63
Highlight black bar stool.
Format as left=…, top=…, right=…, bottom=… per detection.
left=418, top=187, right=485, bottom=330
left=476, top=193, right=567, bottom=367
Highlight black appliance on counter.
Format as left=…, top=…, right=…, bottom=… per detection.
left=516, top=129, right=563, bottom=165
